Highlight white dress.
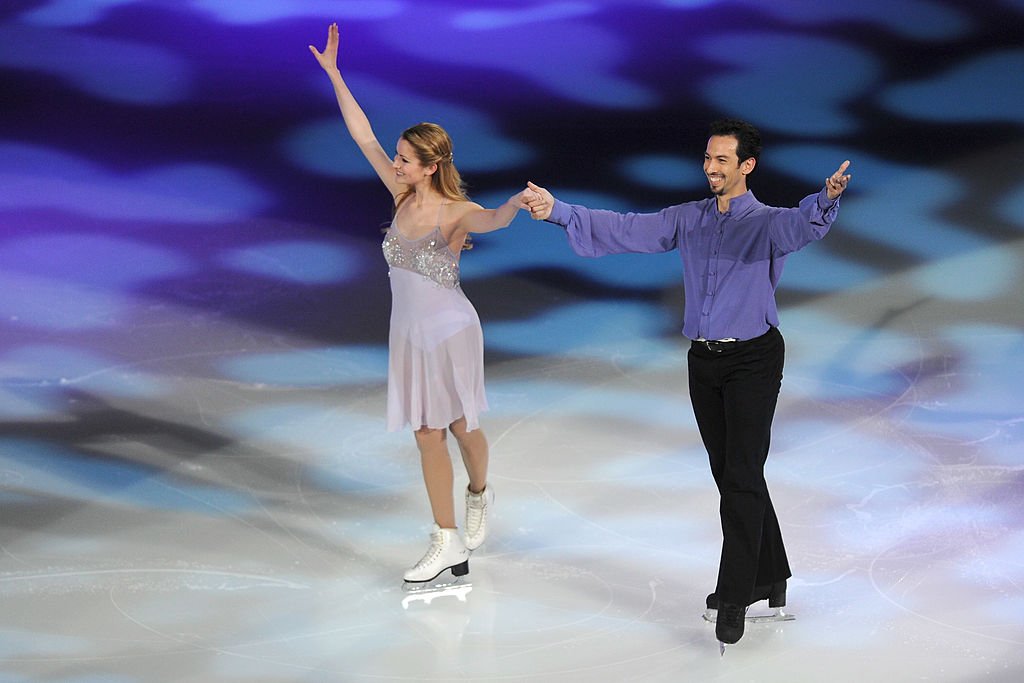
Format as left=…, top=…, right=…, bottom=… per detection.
left=381, top=214, right=488, bottom=432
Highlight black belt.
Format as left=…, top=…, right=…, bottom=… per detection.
left=693, top=328, right=776, bottom=353
left=693, top=338, right=739, bottom=353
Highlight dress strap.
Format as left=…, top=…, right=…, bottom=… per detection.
left=435, top=199, right=447, bottom=227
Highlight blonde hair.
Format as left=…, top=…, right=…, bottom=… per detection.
left=395, top=122, right=473, bottom=249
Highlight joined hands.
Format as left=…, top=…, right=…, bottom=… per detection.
left=523, top=181, right=553, bottom=220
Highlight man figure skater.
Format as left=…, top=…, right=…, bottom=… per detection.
left=525, top=119, right=851, bottom=647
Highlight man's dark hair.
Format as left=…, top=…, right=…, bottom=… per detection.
left=709, top=119, right=762, bottom=164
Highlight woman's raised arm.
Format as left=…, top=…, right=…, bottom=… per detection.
left=309, top=23, right=399, bottom=197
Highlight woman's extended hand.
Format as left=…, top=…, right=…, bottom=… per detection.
left=308, top=22, right=340, bottom=73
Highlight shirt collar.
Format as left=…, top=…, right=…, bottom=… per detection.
left=717, top=190, right=757, bottom=217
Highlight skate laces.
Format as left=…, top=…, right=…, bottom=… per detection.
left=412, top=530, right=444, bottom=569
left=720, top=603, right=746, bottom=627
left=466, top=495, right=487, bottom=534
left=466, top=488, right=489, bottom=517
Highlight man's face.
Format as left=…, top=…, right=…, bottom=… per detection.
left=703, top=135, right=754, bottom=199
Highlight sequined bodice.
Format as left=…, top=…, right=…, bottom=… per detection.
left=382, top=225, right=460, bottom=289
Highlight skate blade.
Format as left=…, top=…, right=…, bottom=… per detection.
left=401, top=577, right=472, bottom=608
left=704, top=607, right=795, bottom=624
left=747, top=609, right=795, bottom=624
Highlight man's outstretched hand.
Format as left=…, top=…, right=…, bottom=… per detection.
left=826, top=160, right=852, bottom=200
left=524, top=181, right=554, bottom=220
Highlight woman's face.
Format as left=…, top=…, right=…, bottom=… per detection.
left=393, top=138, right=436, bottom=186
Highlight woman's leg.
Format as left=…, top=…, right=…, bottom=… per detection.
left=450, top=417, right=493, bottom=550
left=449, top=417, right=489, bottom=493
left=404, top=425, right=470, bottom=582
left=414, top=426, right=456, bottom=529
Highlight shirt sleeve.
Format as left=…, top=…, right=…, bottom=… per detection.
left=767, top=187, right=841, bottom=254
left=546, top=199, right=679, bottom=257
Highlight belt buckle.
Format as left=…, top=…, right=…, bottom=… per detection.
left=703, top=338, right=736, bottom=352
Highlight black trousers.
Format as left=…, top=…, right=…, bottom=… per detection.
left=687, top=326, right=791, bottom=605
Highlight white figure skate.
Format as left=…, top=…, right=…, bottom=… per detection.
left=403, top=524, right=470, bottom=591
left=464, top=485, right=494, bottom=551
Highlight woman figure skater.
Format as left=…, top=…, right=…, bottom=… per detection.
left=310, top=23, right=531, bottom=585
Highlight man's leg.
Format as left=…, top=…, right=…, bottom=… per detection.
left=716, top=328, right=789, bottom=603
left=688, top=345, right=729, bottom=598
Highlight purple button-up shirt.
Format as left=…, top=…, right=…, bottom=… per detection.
left=547, top=188, right=840, bottom=341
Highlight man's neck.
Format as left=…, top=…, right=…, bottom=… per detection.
left=715, top=188, right=747, bottom=214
